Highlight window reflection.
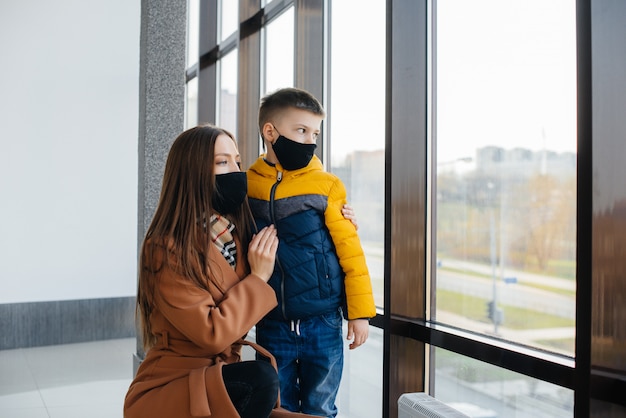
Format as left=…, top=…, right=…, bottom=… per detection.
left=593, top=207, right=626, bottom=370
left=219, top=50, right=238, bottom=135
left=433, top=347, right=574, bottom=417
left=264, top=7, right=294, bottom=94
left=434, top=0, right=577, bottom=355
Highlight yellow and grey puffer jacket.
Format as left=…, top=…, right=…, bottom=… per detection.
left=247, top=155, right=376, bottom=321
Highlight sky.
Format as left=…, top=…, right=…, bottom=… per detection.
left=329, top=0, right=577, bottom=165
left=202, top=0, right=577, bottom=166
left=435, top=0, right=577, bottom=163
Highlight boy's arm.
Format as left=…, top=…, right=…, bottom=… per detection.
left=325, top=177, right=376, bottom=320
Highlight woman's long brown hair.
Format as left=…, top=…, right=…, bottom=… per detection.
left=136, top=125, right=254, bottom=350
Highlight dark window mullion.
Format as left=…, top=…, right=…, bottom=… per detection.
left=575, top=0, right=592, bottom=415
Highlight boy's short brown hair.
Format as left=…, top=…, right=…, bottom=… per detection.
left=258, top=87, right=326, bottom=135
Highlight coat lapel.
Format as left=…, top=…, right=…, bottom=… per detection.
left=206, top=237, right=246, bottom=302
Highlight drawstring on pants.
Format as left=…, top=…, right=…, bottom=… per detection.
left=290, top=319, right=301, bottom=336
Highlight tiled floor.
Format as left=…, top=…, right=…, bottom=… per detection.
left=0, top=338, right=135, bottom=418
left=0, top=331, right=382, bottom=418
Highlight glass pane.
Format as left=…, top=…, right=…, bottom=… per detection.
left=186, top=0, right=199, bottom=67
left=218, top=49, right=238, bottom=135
left=434, top=0, right=577, bottom=356
left=185, top=76, right=198, bottom=129
left=433, top=347, right=574, bottom=417
left=219, top=0, right=238, bottom=42
left=337, top=326, right=383, bottom=417
left=327, top=3, right=385, bottom=417
left=264, top=7, right=294, bottom=94
left=330, top=0, right=386, bottom=309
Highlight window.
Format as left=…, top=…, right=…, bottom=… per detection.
left=330, top=0, right=386, bottom=309
left=434, top=0, right=577, bottom=354
left=434, top=347, right=573, bottom=417
left=219, top=0, right=238, bottom=42
left=263, top=6, right=294, bottom=95
left=185, top=76, right=198, bottom=129
left=217, top=0, right=239, bottom=135
left=433, top=1, right=577, bottom=415
left=184, top=0, right=626, bottom=415
left=218, top=49, right=238, bottom=135
left=185, top=0, right=199, bottom=128
left=187, top=0, right=199, bottom=67
left=330, top=1, right=386, bottom=416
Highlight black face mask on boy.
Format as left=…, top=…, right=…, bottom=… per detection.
left=212, top=171, right=247, bottom=214
left=271, top=132, right=317, bottom=171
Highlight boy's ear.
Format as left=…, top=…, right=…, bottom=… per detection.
left=262, top=122, right=277, bottom=143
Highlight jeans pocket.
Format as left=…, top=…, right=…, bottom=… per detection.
left=318, top=309, right=343, bottom=330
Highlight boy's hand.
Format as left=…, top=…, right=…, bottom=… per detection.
left=346, top=319, right=369, bottom=350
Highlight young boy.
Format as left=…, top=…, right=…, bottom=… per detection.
left=247, top=87, right=376, bottom=417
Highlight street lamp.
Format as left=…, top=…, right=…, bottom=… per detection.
left=483, top=180, right=503, bottom=335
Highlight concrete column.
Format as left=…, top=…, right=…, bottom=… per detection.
left=135, top=0, right=187, bottom=372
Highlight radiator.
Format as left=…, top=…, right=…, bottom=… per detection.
left=398, top=392, right=471, bottom=418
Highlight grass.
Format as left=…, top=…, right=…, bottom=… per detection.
left=526, top=258, right=576, bottom=280
left=440, top=266, right=576, bottom=297
left=436, top=289, right=575, bottom=329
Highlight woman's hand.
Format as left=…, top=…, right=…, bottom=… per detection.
left=247, top=225, right=279, bottom=282
left=342, top=204, right=359, bottom=230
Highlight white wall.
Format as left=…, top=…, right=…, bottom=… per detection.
left=0, top=0, right=140, bottom=303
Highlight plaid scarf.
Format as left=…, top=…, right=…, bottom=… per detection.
left=209, top=214, right=237, bottom=269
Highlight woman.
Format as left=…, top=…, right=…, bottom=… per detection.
left=124, top=125, right=282, bottom=418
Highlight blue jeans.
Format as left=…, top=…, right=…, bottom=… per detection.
left=255, top=309, right=344, bottom=418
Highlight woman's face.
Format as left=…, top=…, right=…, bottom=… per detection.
left=213, top=134, right=241, bottom=175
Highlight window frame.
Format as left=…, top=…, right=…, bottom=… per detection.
left=183, top=0, right=626, bottom=416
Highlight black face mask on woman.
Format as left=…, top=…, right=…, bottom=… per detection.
left=212, top=171, right=247, bottom=214
left=271, top=134, right=317, bottom=171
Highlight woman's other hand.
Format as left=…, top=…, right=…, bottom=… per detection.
left=342, top=204, right=358, bottom=230
left=248, top=225, right=279, bottom=282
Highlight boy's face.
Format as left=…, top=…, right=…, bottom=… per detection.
left=263, top=108, right=324, bottom=164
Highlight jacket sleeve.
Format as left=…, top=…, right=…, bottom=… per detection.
left=324, top=177, right=376, bottom=320
left=155, top=265, right=277, bottom=355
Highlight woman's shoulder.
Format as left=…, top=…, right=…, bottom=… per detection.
left=141, top=237, right=180, bottom=269
left=143, top=237, right=174, bottom=254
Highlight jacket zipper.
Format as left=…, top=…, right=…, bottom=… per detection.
left=269, top=171, right=288, bottom=319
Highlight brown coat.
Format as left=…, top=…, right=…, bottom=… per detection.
left=124, top=240, right=278, bottom=418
